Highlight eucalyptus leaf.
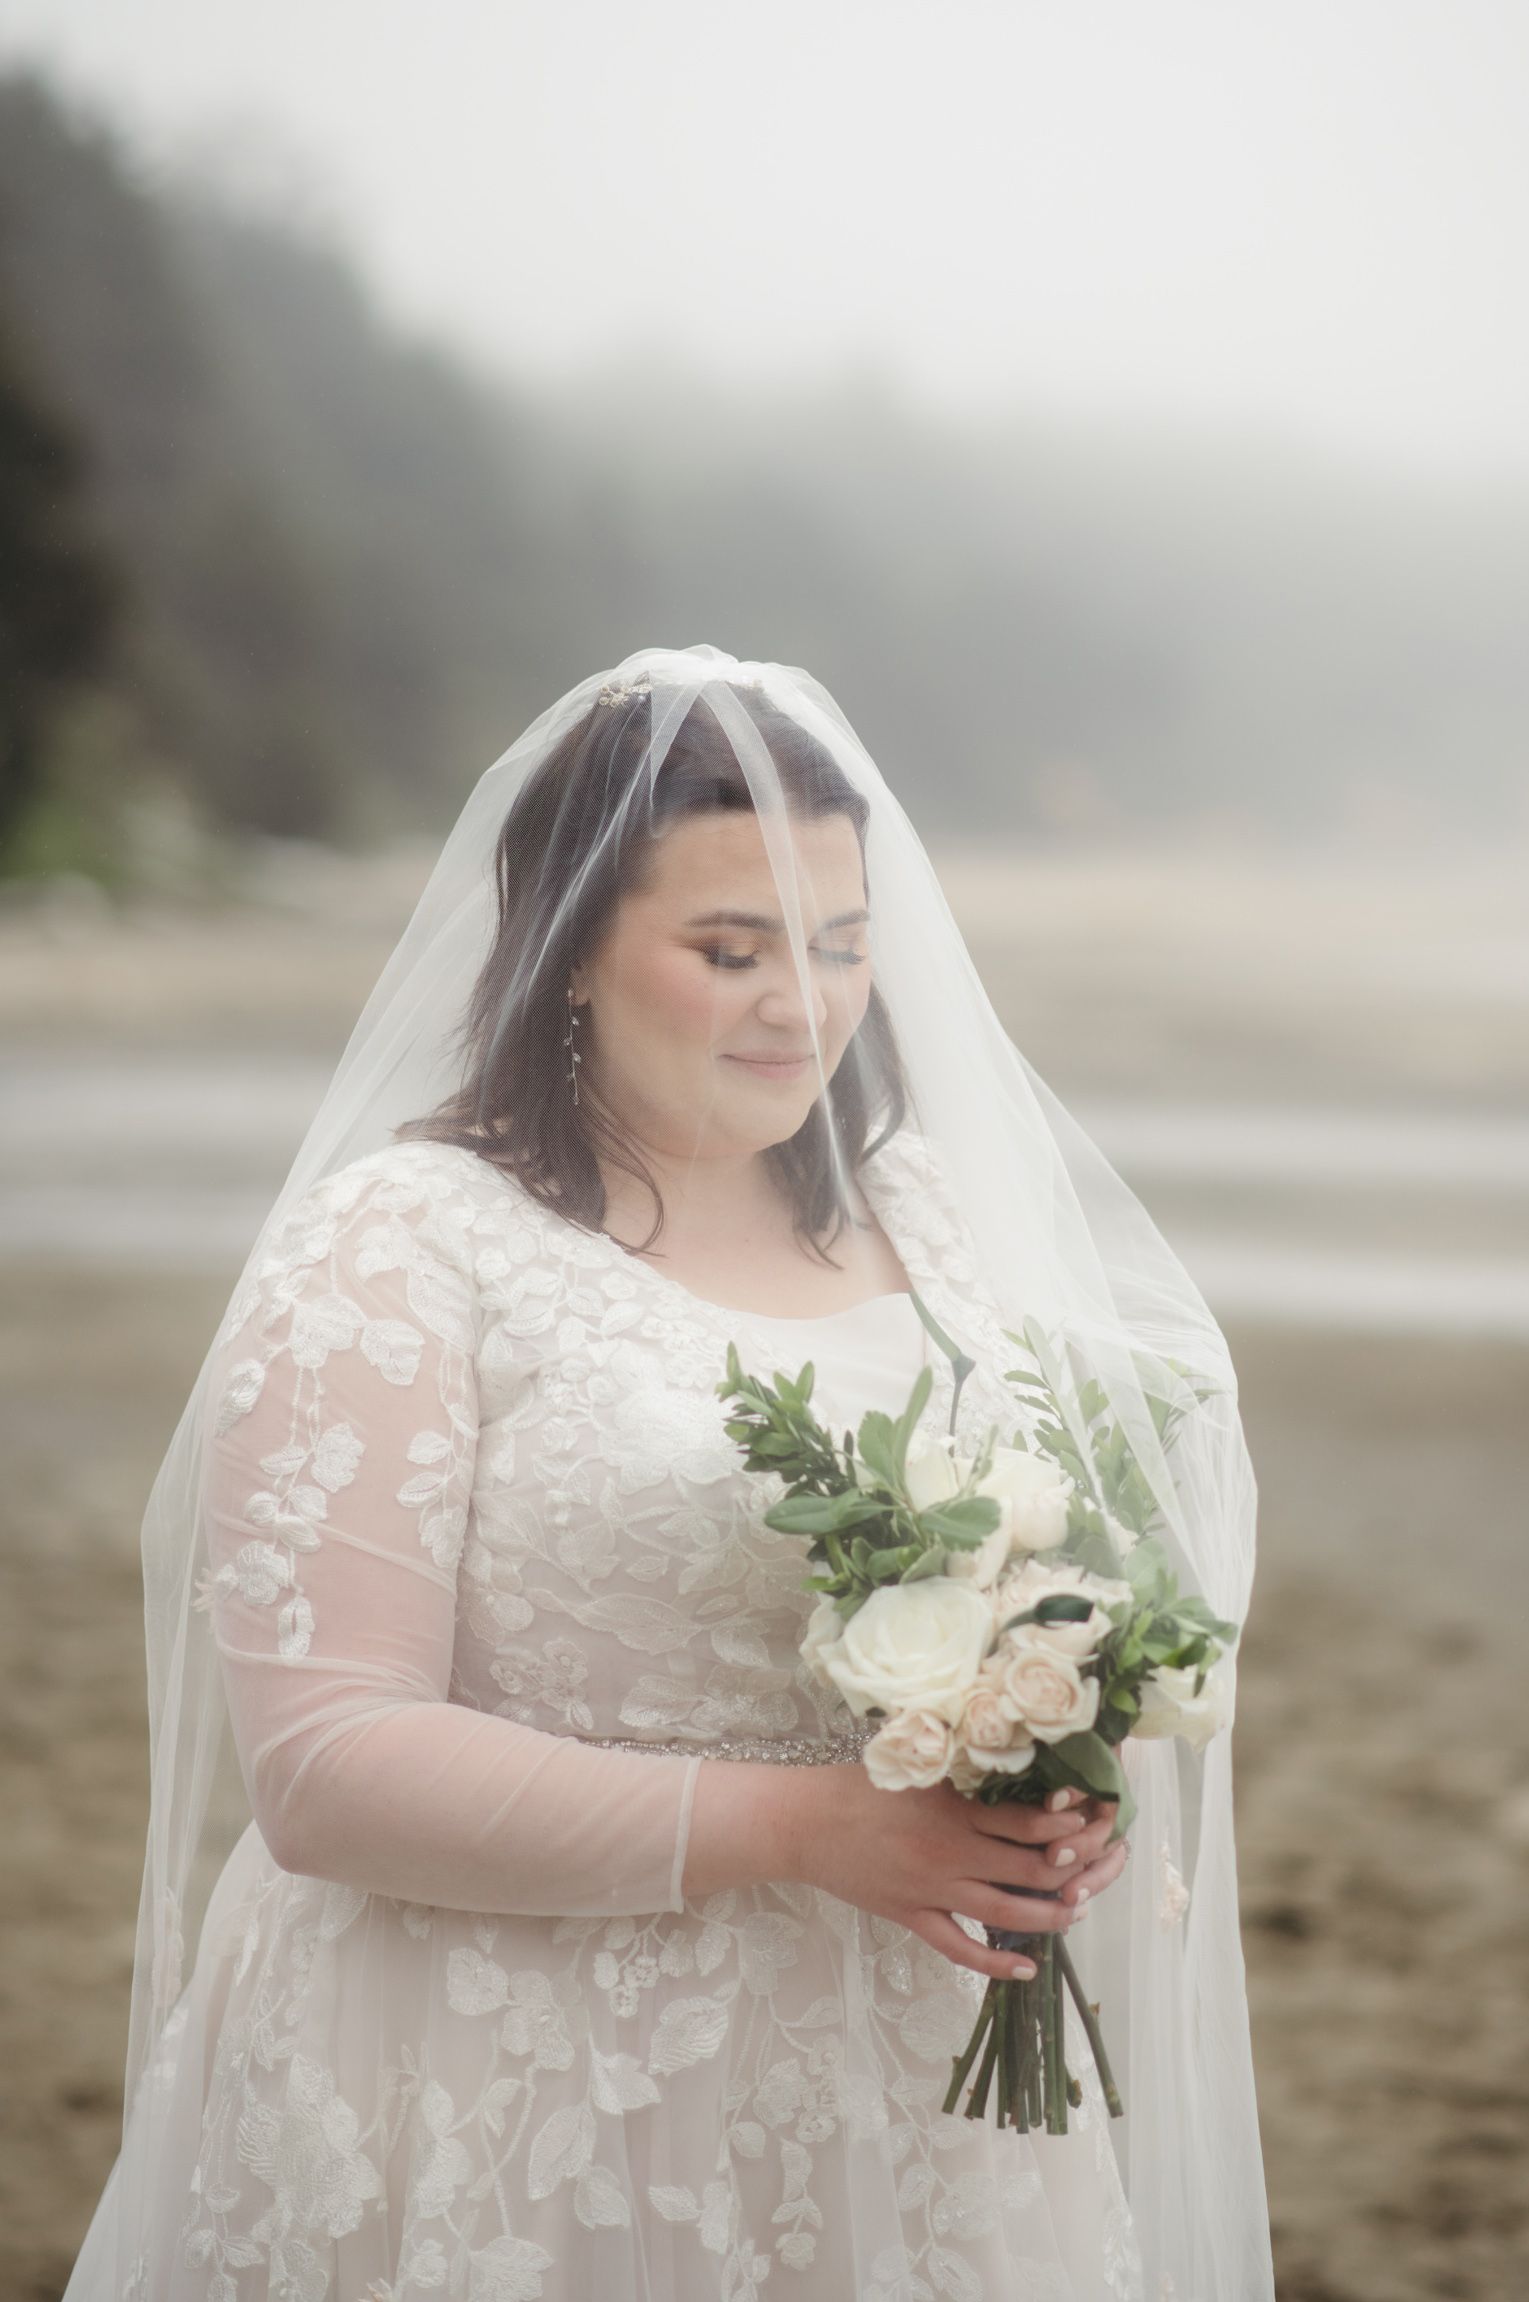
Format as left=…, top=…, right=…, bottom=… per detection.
left=917, top=1494, right=1002, bottom=1544
left=764, top=1491, right=881, bottom=1536
left=855, top=1410, right=901, bottom=1491
left=890, top=1365, right=935, bottom=1472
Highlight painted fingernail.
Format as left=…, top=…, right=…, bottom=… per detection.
left=1048, top=1790, right=1071, bottom=1812
left=1053, top=1846, right=1078, bottom=1867
left=1075, top=1885, right=1091, bottom=1904
left=1011, top=1957, right=1038, bottom=1978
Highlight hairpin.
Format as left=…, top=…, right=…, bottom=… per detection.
left=596, top=671, right=654, bottom=709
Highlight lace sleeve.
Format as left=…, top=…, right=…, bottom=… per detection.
left=198, top=1157, right=701, bottom=1917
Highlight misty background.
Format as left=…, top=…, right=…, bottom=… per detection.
left=2, top=5, right=1529, bottom=881
left=1, top=7, right=1527, bottom=2300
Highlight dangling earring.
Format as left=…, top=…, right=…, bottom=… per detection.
left=563, top=992, right=582, bottom=1105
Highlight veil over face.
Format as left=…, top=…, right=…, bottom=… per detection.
left=114, top=642, right=1272, bottom=2300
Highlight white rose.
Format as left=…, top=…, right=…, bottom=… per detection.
left=799, top=1594, right=845, bottom=1693
left=900, top=1428, right=965, bottom=1511
left=1019, top=1607, right=1112, bottom=1660
left=821, top=1578, right=993, bottom=1724
left=977, top=1446, right=1074, bottom=1552
left=997, top=1640, right=1101, bottom=1743
left=943, top=1517, right=1013, bottom=1590
left=863, top=1707, right=955, bottom=1790
left=994, top=1558, right=1132, bottom=1657
left=1133, top=1659, right=1233, bottom=1753
left=1101, top=1509, right=1140, bottom=1560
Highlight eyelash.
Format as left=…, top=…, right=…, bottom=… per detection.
left=700, top=946, right=867, bottom=972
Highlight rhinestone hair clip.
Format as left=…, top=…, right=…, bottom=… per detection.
left=596, top=671, right=654, bottom=709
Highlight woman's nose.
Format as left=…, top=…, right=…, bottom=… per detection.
left=755, top=967, right=829, bottom=1034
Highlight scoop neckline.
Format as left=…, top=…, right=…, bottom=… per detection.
left=591, top=1141, right=920, bottom=1329
left=438, top=1136, right=921, bottom=1330
left=739, top=1287, right=918, bottom=1328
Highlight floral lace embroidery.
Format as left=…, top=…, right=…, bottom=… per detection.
left=1159, top=1836, right=1191, bottom=1928
left=172, top=1131, right=1143, bottom=2299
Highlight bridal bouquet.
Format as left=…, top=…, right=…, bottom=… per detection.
left=715, top=1290, right=1240, bottom=2136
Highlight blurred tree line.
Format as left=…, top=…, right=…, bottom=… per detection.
left=1, top=64, right=1525, bottom=892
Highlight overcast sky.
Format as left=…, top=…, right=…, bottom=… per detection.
left=4, top=0, right=1528, bottom=484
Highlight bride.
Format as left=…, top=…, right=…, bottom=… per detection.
left=63, top=645, right=1273, bottom=2300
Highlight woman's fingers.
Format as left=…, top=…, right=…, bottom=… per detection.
left=1039, top=1808, right=1118, bottom=1867
left=963, top=1880, right=1081, bottom=1934
left=975, top=1811, right=1115, bottom=1890
left=967, top=1834, right=1078, bottom=1897
left=971, top=1798, right=1089, bottom=1850
left=1058, top=1832, right=1131, bottom=1907
left=910, top=1910, right=1040, bottom=1981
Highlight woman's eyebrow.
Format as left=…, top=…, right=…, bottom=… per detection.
left=683, top=907, right=870, bottom=932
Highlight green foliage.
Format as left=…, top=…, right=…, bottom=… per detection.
left=720, top=1295, right=1241, bottom=1809
left=1000, top=1318, right=1233, bottom=1563
left=1045, top=1731, right=1136, bottom=1836
left=717, top=1341, right=989, bottom=1609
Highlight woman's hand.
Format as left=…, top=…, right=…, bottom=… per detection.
left=998, top=1791, right=1131, bottom=1924
left=781, top=1766, right=1132, bottom=1983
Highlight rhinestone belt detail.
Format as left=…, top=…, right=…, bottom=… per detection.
left=568, top=1722, right=876, bottom=1766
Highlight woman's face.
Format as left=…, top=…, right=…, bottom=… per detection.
left=569, top=807, right=872, bottom=1162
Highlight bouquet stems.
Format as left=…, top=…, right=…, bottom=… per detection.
left=942, top=1916, right=1124, bottom=2131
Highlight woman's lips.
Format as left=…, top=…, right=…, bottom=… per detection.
left=724, top=1053, right=813, bottom=1080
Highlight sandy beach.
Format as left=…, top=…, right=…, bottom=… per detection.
left=3, top=836, right=1527, bottom=2300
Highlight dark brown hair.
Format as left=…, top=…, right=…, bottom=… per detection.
left=394, top=680, right=910, bottom=1262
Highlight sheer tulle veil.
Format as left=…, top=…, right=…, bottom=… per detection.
left=112, top=642, right=1272, bottom=2297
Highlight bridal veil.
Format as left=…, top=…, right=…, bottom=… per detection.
left=102, top=642, right=1272, bottom=2298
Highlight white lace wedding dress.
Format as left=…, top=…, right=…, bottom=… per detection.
left=65, top=1129, right=1144, bottom=2302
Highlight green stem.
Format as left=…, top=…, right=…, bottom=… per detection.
left=943, top=1978, right=996, bottom=2116
left=904, top=1282, right=977, bottom=1443
left=967, top=2007, right=1002, bottom=2118
left=1038, top=1939, right=1055, bottom=2132
left=1026, top=1997, right=1043, bottom=2129
left=1048, top=1936, right=1068, bottom=2132
left=1011, top=1976, right=1036, bottom=2133
left=1056, top=1935, right=1125, bottom=2118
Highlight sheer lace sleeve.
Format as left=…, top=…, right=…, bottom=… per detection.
left=198, top=1156, right=701, bottom=1917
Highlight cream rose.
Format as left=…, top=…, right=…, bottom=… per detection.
left=946, top=1743, right=996, bottom=1795
left=958, top=1665, right=1018, bottom=1753
left=965, top=1737, right=1040, bottom=1777
left=820, top=1577, right=993, bottom=1724
left=863, top=1707, right=956, bottom=1790
left=997, top=1639, right=1100, bottom=1743
left=976, top=1445, right=1075, bottom=1552
left=958, top=1666, right=1040, bottom=1777
left=1133, top=1659, right=1233, bottom=1752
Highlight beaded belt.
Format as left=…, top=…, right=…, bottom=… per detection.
left=570, top=1722, right=876, bottom=1766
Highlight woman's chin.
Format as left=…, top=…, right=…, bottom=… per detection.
left=706, top=1084, right=824, bottom=1156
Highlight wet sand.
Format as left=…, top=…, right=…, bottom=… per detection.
left=4, top=840, right=1528, bottom=2299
